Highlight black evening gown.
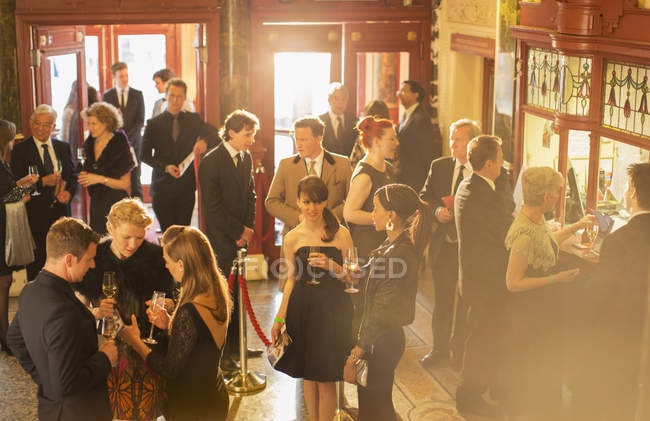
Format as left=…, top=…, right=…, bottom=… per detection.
left=348, top=161, right=394, bottom=263
left=147, top=302, right=229, bottom=421
left=275, top=246, right=354, bottom=382
left=82, top=130, right=135, bottom=235
left=502, top=246, right=567, bottom=414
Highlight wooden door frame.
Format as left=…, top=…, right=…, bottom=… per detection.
left=15, top=8, right=220, bottom=133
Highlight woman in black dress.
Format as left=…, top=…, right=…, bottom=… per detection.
left=0, top=120, right=38, bottom=354
left=79, top=101, right=135, bottom=235
left=344, top=183, right=433, bottom=421
left=503, top=167, right=595, bottom=417
left=344, top=116, right=398, bottom=262
left=271, top=176, right=355, bottom=421
left=74, top=198, right=174, bottom=420
left=120, top=226, right=232, bottom=421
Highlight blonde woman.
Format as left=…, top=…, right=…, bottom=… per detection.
left=79, top=101, right=135, bottom=234
left=74, top=198, right=175, bottom=420
left=503, top=166, right=595, bottom=417
left=120, top=226, right=232, bottom=421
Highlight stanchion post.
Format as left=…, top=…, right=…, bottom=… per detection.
left=225, top=248, right=267, bottom=396
left=333, top=381, right=356, bottom=421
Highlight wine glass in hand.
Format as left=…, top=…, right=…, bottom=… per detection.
left=143, top=291, right=166, bottom=345
left=28, top=165, right=41, bottom=195
left=344, top=247, right=360, bottom=294
left=306, top=246, right=321, bottom=286
left=102, top=272, right=118, bottom=299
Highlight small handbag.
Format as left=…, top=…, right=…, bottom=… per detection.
left=4, top=201, right=35, bottom=267
left=267, top=324, right=293, bottom=368
left=354, top=358, right=369, bottom=387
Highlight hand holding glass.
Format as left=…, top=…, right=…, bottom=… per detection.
left=143, top=291, right=166, bottom=344
left=28, top=165, right=41, bottom=195
left=344, top=247, right=360, bottom=294
left=306, top=246, right=321, bottom=286
left=102, top=272, right=118, bottom=299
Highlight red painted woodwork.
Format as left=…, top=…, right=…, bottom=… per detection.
left=450, top=34, right=496, bottom=60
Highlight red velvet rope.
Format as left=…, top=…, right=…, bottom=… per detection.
left=226, top=271, right=271, bottom=347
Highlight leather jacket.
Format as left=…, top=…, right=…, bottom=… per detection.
left=356, top=231, right=420, bottom=351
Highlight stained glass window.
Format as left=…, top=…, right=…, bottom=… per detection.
left=526, top=47, right=561, bottom=111
left=557, top=55, right=592, bottom=117
left=602, top=60, right=650, bottom=139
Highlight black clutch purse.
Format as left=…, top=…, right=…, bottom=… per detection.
left=267, top=324, right=292, bottom=368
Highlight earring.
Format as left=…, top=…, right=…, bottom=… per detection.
left=385, top=220, right=394, bottom=231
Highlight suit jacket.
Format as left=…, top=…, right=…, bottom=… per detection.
left=319, top=111, right=358, bottom=157
left=142, top=111, right=218, bottom=196
left=10, top=137, right=78, bottom=233
left=102, top=87, right=145, bottom=156
left=421, top=159, right=513, bottom=263
left=7, top=270, right=112, bottom=421
left=265, top=150, right=352, bottom=235
left=455, top=173, right=514, bottom=302
left=397, top=104, right=442, bottom=192
left=198, top=143, right=256, bottom=266
left=577, top=213, right=650, bottom=417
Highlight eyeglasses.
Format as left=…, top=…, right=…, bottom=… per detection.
left=31, top=121, right=54, bottom=128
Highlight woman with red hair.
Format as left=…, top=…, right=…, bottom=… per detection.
left=343, top=116, right=399, bottom=262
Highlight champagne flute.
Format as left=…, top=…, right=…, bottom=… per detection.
left=344, top=247, right=360, bottom=294
left=305, top=246, right=321, bottom=286
left=102, top=315, right=117, bottom=340
left=76, top=147, right=86, bottom=172
left=143, top=291, right=166, bottom=344
left=28, top=165, right=41, bottom=195
left=102, top=272, right=118, bottom=299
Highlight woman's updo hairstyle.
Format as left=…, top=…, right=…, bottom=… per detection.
left=297, top=175, right=340, bottom=242
left=356, top=116, right=394, bottom=150
left=374, top=183, right=434, bottom=256
left=107, top=198, right=153, bottom=229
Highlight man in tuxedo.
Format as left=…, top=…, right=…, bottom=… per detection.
left=142, top=78, right=218, bottom=231
left=419, top=119, right=481, bottom=369
left=151, top=68, right=195, bottom=118
left=266, top=116, right=352, bottom=236
left=397, top=80, right=442, bottom=192
left=7, top=217, right=117, bottom=421
left=102, top=62, right=145, bottom=199
left=574, top=162, right=650, bottom=420
left=199, top=109, right=262, bottom=371
left=11, top=104, right=78, bottom=281
left=319, top=82, right=357, bottom=157
left=454, top=135, right=514, bottom=416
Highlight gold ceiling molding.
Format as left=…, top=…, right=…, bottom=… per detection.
left=447, top=0, right=497, bottom=28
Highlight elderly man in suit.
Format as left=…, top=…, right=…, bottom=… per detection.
left=11, top=104, right=78, bottom=282
left=199, top=109, right=262, bottom=371
left=142, top=78, right=217, bottom=231
left=419, top=119, right=481, bottom=369
left=319, top=83, right=358, bottom=157
left=454, top=135, right=514, bottom=416
left=8, top=217, right=117, bottom=421
left=102, top=62, right=145, bottom=199
left=266, top=116, right=352, bottom=289
left=397, top=80, right=442, bottom=192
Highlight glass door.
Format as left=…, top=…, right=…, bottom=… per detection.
left=33, top=25, right=88, bottom=220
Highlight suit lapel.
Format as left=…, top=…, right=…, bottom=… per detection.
left=27, top=138, right=46, bottom=174
left=399, top=104, right=419, bottom=134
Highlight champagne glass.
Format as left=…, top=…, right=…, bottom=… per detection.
left=102, top=272, right=118, bottom=299
left=77, top=147, right=86, bottom=172
left=305, top=246, right=321, bottom=286
left=344, top=247, right=360, bottom=294
left=102, top=315, right=117, bottom=340
left=28, top=165, right=41, bottom=195
left=143, top=291, right=166, bottom=345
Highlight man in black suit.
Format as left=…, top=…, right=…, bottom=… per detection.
left=11, top=104, right=78, bottom=282
left=319, top=82, right=357, bottom=157
left=102, top=62, right=145, bottom=199
left=7, top=217, right=117, bottom=421
left=199, top=109, right=261, bottom=371
left=454, top=135, right=514, bottom=416
left=419, top=119, right=481, bottom=369
left=574, top=162, right=650, bottom=420
left=397, top=80, right=442, bottom=192
left=142, top=78, right=217, bottom=231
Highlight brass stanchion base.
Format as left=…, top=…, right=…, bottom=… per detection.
left=333, top=407, right=358, bottom=421
left=225, top=370, right=267, bottom=396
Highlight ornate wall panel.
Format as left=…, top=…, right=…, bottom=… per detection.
left=557, top=55, right=592, bottom=117
left=448, top=0, right=497, bottom=27
left=526, top=47, right=560, bottom=112
left=602, top=60, right=650, bottom=139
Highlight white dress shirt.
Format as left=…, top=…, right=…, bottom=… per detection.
left=305, top=150, right=324, bottom=178
left=451, top=160, right=472, bottom=194
left=400, top=103, right=418, bottom=129
left=328, top=111, right=344, bottom=136
left=33, top=137, right=59, bottom=172
left=117, top=86, right=129, bottom=108
left=223, top=140, right=243, bottom=166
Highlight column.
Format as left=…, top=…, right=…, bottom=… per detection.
left=0, top=0, right=21, bottom=131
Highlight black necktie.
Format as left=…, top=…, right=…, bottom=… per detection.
left=336, top=116, right=343, bottom=141
left=41, top=144, right=54, bottom=175
left=120, top=90, right=126, bottom=112
left=172, top=115, right=180, bottom=141
left=235, top=153, right=242, bottom=168
left=453, top=165, right=465, bottom=194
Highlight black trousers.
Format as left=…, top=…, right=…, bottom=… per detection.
left=358, top=327, right=405, bottom=421
left=26, top=231, right=47, bottom=282
left=130, top=163, right=142, bottom=200
left=432, top=241, right=459, bottom=354
left=456, top=293, right=506, bottom=406
left=152, top=186, right=195, bottom=232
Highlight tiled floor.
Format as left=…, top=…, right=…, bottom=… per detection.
left=2, top=264, right=508, bottom=421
